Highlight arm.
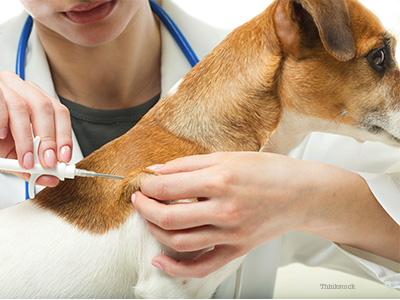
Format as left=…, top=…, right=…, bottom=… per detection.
left=299, top=165, right=399, bottom=263
left=133, top=152, right=400, bottom=278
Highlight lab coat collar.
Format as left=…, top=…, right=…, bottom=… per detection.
left=159, top=3, right=192, bottom=96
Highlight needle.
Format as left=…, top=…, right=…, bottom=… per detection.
left=74, top=169, right=124, bottom=180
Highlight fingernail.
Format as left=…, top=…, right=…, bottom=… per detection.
left=131, top=193, right=136, bottom=205
left=44, top=149, right=57, bottom=168
left=0, top=127, right=7, bottom=139
left=151, top=260, right=164, bottom=271
left=23, top=152, right=34, bottom=169
left=59, top=146, right=71, bottom=163
left=147, top=164, right=164, bottom=171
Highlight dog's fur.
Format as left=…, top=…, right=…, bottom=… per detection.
left=1, top=0, right=399, bottom=298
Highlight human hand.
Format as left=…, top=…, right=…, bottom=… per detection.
left=132, top=152, right=312, bottom=278
left=134, top=151, right=398, bottom=277
left=0, top=71, right=72, bottom=186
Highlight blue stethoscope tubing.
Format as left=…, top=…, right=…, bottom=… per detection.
left=16, top=14, right=33, bottom=199
left=16, top=13, right=33, bottom=82
left=16, top=0, right=199, bottom=200
left=149, top=0, right=199, bottom=68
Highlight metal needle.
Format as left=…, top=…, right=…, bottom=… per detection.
left=75, top=169, right=124, bottom=180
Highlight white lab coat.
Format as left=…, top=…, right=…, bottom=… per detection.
left=0, top=0, right=399, bottom=298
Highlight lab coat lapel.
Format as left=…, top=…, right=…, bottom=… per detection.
left=159, top=1, right=192, bottom=96
left=159, top=0, right=233, bottom=96
left=0, top=12, right=27, bottom=72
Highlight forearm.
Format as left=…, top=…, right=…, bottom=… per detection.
left=298, top=166, right=400, bottom=263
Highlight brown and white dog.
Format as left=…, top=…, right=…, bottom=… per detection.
left=0, top=0, right=399, bottom=298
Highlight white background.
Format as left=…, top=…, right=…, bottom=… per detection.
left=0, top=1, right=23, bottom=22
left=0, top=0, right=399, bottom=298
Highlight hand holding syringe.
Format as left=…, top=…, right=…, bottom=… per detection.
left=0, top=137, right=124, bottom=199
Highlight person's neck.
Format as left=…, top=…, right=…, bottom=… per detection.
left=35, top=5, right=161, bottom=110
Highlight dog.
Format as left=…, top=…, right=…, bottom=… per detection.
left=0, top=0, right=399, bottom=298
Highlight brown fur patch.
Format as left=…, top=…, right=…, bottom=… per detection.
left=33, top=125, right=208, bottom=234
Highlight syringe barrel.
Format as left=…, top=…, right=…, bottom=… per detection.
left=0, top=158, right=23, bottom=173
left=0, top=158, right=76, bottom=181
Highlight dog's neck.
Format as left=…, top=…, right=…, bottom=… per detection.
left=262, top=110, right=390, bottom=155
left=261, top=111, right=329, bottom=154
left=145, top=6, right=283, bottom=153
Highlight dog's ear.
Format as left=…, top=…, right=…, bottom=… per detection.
left=274, top=0, right=355, bottom=61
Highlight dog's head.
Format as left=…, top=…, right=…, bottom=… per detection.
left=273, top=0, right=400, bottom=146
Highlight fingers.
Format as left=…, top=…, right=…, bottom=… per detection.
left=53, top=101, right=72, bottom=163
left=2, top=85, right=35, bottom=169
left=25, top=82, right=72, bottom=164
left=0, top=137, right=16, bottom=158
left=140, top=171, right=205, bottom=200
left=30, top=97, right=57, bottom=168
left=34, top=175, right=60, bottom=187
left=156, top=152, right=233, bottom=175
left=140, top=167, right=221, bottom=200
left=16, top=173, right=60, bottom=187
left=23, top=82, right=70, bottom=167
left=146, top=222, right=226, bottom=252
left=0, top=72, right=73, bottom=170
left=133, top=192, right=213, bottom=230
left=151, top=246, right=241, bottom=278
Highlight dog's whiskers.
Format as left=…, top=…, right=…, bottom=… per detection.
left=323, top=111, right=347, bottom=134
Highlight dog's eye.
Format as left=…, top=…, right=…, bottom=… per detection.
left=372, top=50, right=385, bottom=66
left=367, top=48, right=386, bottom=72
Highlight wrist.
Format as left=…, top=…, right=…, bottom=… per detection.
left=270, top=157, right=323, bottom=234
left=296, top=164, right=383, bottom=247
left=291, top=161, right=360, bottom=236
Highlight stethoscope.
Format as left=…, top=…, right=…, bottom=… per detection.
left=16, top=0, right=199, bottom=200
left=15, top=1, right=243, bottom=297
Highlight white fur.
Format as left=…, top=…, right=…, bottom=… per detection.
left=0, top=201, right=243, bottom=298
left=166, top=78, right=183, bottom=97
left=263, top=111, right=400, bottom=155
left=367, top=109, right=400, bottom=142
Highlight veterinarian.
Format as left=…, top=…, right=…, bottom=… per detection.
left=0, top=0, right=399, bottom=298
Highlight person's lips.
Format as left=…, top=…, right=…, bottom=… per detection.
left=63, top=1, right=115, bottom=24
